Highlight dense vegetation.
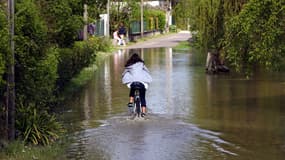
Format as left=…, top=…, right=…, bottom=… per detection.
left=109, top=0, right=166, bottom=33
left=174, top=0, right=285, bottom=72
left=0, top=0, right=111, bottom=146
left=1, top=0, right=167, bottom=150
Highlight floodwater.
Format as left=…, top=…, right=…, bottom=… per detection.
left=62, top=48, right=285, bottom=160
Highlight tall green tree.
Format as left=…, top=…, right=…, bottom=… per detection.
left=224, top=0, right=285, bottom=71
left=187, top=0, right=247, bottom=50
left=38, top=0, right=83, bottom=47
left=186, top=0, right=285, bottom=71
left=0, top=3, right=7, bottom=87
left=187, top=0, right=224, bottom=51
left=0, top=1, right=9, bottom=140
left=14, top=0, right=58, bottom=107
left=173, top=0, right=192, bottom=30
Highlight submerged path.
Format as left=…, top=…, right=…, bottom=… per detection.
left=64, top=30, right=285, bottom=160
left=126, top=31, right=191, bottom=49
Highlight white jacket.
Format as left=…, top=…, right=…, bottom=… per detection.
left=122, top=62, right=152, bottom=88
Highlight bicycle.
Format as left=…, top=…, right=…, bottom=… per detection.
left=128, top=82, right=144, bottom=118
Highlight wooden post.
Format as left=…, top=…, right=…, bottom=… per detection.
left=7, top=0, right=15, bottom=141
left=83, top=4, right=88, bottom=40
left=106, top=0, right=110, bottom=38
left=140, top=0, right=143, bottom=38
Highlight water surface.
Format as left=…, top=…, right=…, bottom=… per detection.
left=63, top=48, right=285, bottom=160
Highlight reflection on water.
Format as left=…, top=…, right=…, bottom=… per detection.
left=63, top=48, right=285, bottom=160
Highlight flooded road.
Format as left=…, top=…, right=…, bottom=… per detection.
left=63, top=47, right=285, bottom=160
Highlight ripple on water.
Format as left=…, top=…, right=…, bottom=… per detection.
left=66, top=114, right=241, bottom=160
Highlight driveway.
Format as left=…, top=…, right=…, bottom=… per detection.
left=126, top=31, right=191, bottom=49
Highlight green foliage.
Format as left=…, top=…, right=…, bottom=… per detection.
left=39, top=0, right=83, bottom=47
left=0, top=2, right=8, bottom=140
left=57, top=48, right=74, bottom=87
left=14, top=0, right=59, bottom=107
left=0, top=5, right=8, bottom=87
left=169, top=25, right=177, bottom=32
left=224, top=0, right=285, bottom=71
left=187, top=0, right=248, bottom=51
left=110, top=1, right=166, bottom=33
left=88, top=36, right=112, bottom=52
left=1, top=0, right=113, bottom=145
left=174, top=41, right=191, bottom=50
left=146, top=9, right=166, bottom=31
left=187, top=0, right=285, bottom=71
left=0, top=140, right=67, bottom=160
left=188, top=0, right=225, bottom=51
left=173, top=0, right=192, bottom=30
left=86, top=0, right=108, bottom=19
left=16, top=104, right=64, bottom=146
left=57, top=37, right=111, bottom=88
left=157, top=12, right=166, bottom=31
left=16, top=0, right=48, bottom=51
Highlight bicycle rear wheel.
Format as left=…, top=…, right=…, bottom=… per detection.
left=135, top=98, right=141, bottom=117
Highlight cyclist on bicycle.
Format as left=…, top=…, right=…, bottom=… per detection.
left=122, top=53, right=152, bottom=117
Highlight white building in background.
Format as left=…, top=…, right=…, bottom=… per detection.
left=146, top=1, right=160, bottom=7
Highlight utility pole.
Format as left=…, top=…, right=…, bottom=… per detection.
left=165, top=0, right=170, bottom=33
left=140, top=0, right=143, bottom=38
left=106, top=0, right=110, bottom=38
left=83, top=4, right=88, bottom=40
left=7, top=0, right=15, bottom=140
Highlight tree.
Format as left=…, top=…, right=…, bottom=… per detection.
left=0, top=1, right=9, bottom=140
left=224, top=0, right=285, bottom=72
left=173, top=0, right=191, bottom=30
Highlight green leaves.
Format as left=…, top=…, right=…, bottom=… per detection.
left=186, top=0, right=284, bottom=72
left=0, top=5, right=8, bottom=87
left=16, top=103, right=64, bottom=146
left=224, top=0, right=285, bottom=71
left=57, top=37, right=111, bottom=88
left=39, top=0, right=83, bottom=47
left=1, top=0, right=114, bottom=144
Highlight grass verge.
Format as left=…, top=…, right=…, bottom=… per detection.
left=63, top=50, right=114, bottom=95
left=0, top=140, right=68, bottom=160
left=125, top=32, right=175, bottom=46
left=173, top=40, right=191, bottom=50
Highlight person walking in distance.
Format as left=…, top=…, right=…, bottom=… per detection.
left=122, top=53, right=152, bottom=117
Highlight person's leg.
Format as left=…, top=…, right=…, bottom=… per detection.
left=116, top=37, right=121, bottom=45
left=129, top=96, right=134, bottom=103
left=129, top=87, right=135, bottom=104
left=120, top=35, right=126, bottom=46
left=139, top=87, right=147, bottom=114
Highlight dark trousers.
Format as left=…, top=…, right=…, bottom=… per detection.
left=129, top=82, right=146, bottom=107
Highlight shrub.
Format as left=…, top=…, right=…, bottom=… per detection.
left=224, top=0, right=285, bottom=71
left=157, top=12, right=166, bottom=31
left=0, top=5, right=8, bottom=92
left=169, top=25, right=177, bottom=32
left=57, top=48, right=74, bottom=87
left=16, top=103, right=64, bottom=146
left=57, top=37, right=112, bottom=88
left=14, top=0, right=60, bottom=106
left=91, top=37, right=112, bottom=52
left=38, top=0, right=84, bottom=47
left=15, top=47, right=59, bottom=107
